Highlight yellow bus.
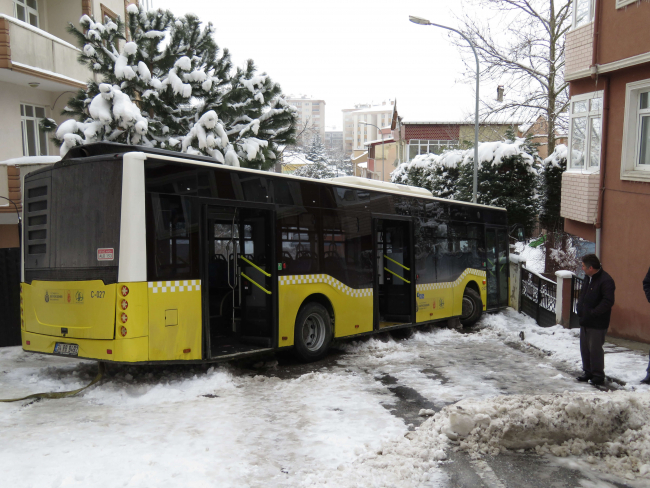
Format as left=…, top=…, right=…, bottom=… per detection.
left=20, top=143, right=509, bottom=364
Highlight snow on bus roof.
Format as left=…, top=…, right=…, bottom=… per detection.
left=0, top=156, right=61, bottom=166
left=95, top=150, right=507, bottom=212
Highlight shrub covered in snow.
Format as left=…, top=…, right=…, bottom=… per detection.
left=49, top=7, right=296, bottom=169
left=392, top=134, right=541, bottom=233
left=292, top=135, right=336, bottom=179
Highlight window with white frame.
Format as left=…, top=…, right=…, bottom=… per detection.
left=20, top=104, right=48, bottom=157
left=572, top=0, right=594, bottom=29
left=568, top=92, right=603, bottom=171
left=408, top=139, right=459, bottom=160
left=14, top=0, right=38, bottom=27
left=620, top=79, right=650, bottom=179
left=616, top=0, right=640, bottom=8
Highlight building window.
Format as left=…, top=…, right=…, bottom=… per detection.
left=407, top=140, right=459, bottom=160
left=568, top=91, right=603, bottom=171
left=14, top=0, right=38, bottom=27
left=620, top=79, right=650, bottom=180
left=572, top=0, right=594, bottom=29
left=20, top=104, right=48, bottom=157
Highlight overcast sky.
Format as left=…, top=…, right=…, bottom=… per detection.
left=155, top=0, right=491, bottom=130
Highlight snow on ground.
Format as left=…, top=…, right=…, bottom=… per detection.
left=0, top=347, right=406, bottom=488
left=2, top=309, right=650, bottom=486
left=513, top=240, right=545, bottom=275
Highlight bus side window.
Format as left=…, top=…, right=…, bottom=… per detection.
left=148, top=194, right=198, bottom=280
left=278, top=209, right=319, bottom=275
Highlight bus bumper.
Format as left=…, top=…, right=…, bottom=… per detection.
left=22, top=330, right=149, bottom=363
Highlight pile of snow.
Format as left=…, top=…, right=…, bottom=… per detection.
left=513, top=240, right=545, bottom=274
left=427, top=390, right=650, bottom=481
left=405, top=150, right=465, bottom=170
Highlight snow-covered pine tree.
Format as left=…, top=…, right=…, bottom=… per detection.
left=456, top=132, right=540, bottom=234
left=49, top=5, right=296, bottom=169
left=293, top=135, right=335, bottom=179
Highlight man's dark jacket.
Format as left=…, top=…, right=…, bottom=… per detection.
left=577, top=269, right=615, bottom=329
left=643, top=267, right=650, bottom=303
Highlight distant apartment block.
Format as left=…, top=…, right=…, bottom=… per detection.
left=286, top=96, right=326, bottom=145
left=342, top=101, right=394, bottom=157
left=324, top=131, right=343, bottom=153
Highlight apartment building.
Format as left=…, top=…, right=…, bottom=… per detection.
left=561, top=0, right=650, bottom=342
left=324, top=130, right=343, bottom=153
left=285, top=96, right=326, bottom=145
left=0, top=0, right=134, bottom=247
left=342, top=101, right=394, bottom=158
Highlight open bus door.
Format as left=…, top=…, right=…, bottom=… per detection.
left=485, top=227, right=509, bottom=310
left=203, top=204, right=276, bottom=358
left=373, top=217, right=415, bottom=329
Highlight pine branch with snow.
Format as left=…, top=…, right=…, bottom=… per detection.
left=47, top=6, right=296, bottom=168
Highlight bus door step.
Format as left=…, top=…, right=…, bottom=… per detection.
left=239, top=336, right=271, bottom=348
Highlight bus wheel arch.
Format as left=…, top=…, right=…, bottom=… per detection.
left=293, top=294, right=334, bottom=362
left=460, top=282, right=483, bottom=327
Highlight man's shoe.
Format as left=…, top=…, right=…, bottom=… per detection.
left=590, top=376, right=605, bottom=386
left=576, top=373, right=592, bottom=382
left=641, top=374, right=650, bottom=385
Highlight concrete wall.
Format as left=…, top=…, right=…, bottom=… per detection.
left=0, top=81, right=76, bottom=159
left=568, top=63, right=650, bottom=342
left=598, top=1, right=650, bottom=65
left=8, top=19, right=88, bottom=82
left=42, top=0, right=84, bottom=47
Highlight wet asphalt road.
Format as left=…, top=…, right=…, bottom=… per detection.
left=242, top=325, right=634, bottom=488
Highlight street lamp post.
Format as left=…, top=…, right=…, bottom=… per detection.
left=360, top=121, right=385, bottom=181
left=409, top=15, right=480, bottom=204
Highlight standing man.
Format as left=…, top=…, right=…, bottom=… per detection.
left=576, top=254, right=615, bottom=386
left=641, top=268, right=650, bottom=384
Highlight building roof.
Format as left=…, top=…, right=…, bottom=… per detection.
left=403, top=120, right=524, bottom=126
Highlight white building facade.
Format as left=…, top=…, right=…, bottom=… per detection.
left=285, top=96, right=326, bottom=145
left=341, top=101, right=394, bottom=157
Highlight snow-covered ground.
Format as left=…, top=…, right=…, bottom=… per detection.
left=1, top=310, right=650, bottom=487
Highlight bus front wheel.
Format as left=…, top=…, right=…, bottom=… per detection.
left=460, top=288, right=482, bottom=327
left=294, top=302, right=332, bottom=362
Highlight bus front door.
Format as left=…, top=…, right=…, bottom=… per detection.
left=485, top=227, right=509, bottom=310
left=374, top=218, right=414, bottom=329
left=205, top=206, right=275, bottom=358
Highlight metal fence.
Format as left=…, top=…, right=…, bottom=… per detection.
left=0, top=248, right=21, bottom=347
left=570, top=275, right=585, bottom=329
left=520, top=266, right=557, bottom=327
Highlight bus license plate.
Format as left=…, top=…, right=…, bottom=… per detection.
left=54, top=343, right=79, bottom=356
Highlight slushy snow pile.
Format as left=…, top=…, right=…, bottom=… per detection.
left=429, top=391, right=650, bottom=481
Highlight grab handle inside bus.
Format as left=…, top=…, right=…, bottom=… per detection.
left=239, top=256, right=271, bottom=277
left=384, top=254, right=410, bottom=271
left=384, top=267, right=411, bottom=284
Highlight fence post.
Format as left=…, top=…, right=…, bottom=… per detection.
left=554, top=270, right=574, bottom=328
left=509, top=255, right=526, bottom=312
left=536, top=275, right=542, bottom=324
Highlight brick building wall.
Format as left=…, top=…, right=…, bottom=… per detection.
left=403, top=125, right=460, bottom=141
left=565, top=23, right=594, bottom=77
left=560, top=172, right=600, bottom=224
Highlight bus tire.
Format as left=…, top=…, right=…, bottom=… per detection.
left=294, top=302, right=332, bottom=362
left=460, top=288, right=482, bottom=327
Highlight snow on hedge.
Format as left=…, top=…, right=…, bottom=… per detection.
left=544, top=144, right=568, bottom=168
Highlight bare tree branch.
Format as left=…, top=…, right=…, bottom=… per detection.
left=454, top=0, right=571, bottom=153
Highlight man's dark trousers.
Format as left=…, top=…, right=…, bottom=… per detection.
left=580, top=327, right=607, bottom=380
left=577, top=268, right=615, bottom=381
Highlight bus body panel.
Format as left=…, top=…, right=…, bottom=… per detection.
left=22, top=280, right=116, bottom=339
left=115, top=282, right=149, bottom=339
left=22, top=330, right=149, bottom=362
left=278, top=274, right=373, bottom=346
left=451, top=270, right=488, bottom=317
left=147, top=280, right=202, bottom=361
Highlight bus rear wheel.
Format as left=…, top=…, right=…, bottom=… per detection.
left=294, top=302, right=332, bottom=362
left=460, top=288, right=482, bottom=327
